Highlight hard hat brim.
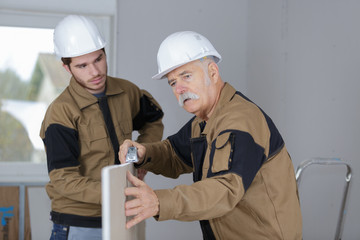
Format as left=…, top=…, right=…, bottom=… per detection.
left=152, top=62, right=189, bottom=80
left=57, top=42, right=107, bottom=58
left=152, top=55, right=221, bottom=80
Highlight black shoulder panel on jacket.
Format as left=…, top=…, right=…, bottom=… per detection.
left=167, top=117, right=196, bottom=168
left=43, top=123, right=80, bottom=173
left=235, top=91, right=284, bottom=158
left=133, top=94, right=164, bottom=130
left=208, top=129, right=266, bottom=190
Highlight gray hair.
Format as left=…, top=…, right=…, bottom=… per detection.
left=196, top=56, right=215, bottom=85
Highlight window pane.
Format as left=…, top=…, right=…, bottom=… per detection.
left=0, top=26, right=70, bottom=163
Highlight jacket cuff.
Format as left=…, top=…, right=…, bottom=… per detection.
left=137, top=142, right=162, bottom=168
left=154, top=189, right=175, bottom=221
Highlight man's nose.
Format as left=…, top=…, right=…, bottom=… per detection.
left=89, top=64, right=100, bottom=76
left=175, top=81, right=186, bottom=94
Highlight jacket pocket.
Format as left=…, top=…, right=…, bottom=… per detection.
left=78, top=124, right=108, bottom=142
left=89, top=125, right=108, bottom=141
left=78, top=124, right=110, bottom=159
left=211, top=132, right=233, bottom=173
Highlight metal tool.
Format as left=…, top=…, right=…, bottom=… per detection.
left=125, top=147, right=138, bottom=163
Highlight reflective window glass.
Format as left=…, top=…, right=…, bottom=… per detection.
left=0, top=26, right=70, bottom=163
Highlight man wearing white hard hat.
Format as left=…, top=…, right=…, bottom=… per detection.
left=119, top=31, right=302, bottom=239
left=40, top=15, right=164, bottom=239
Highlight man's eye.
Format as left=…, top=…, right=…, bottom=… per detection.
left=169, top=81, right=176, bottom=87
left=78, top=64, right=86, bottom=69
left=183, top=74, right=191, bottom=80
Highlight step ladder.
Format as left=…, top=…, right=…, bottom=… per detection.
left=295, top=158, right=352, bottom=240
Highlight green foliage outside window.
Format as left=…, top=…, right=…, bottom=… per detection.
left=0, top=68, right=42, bottom=162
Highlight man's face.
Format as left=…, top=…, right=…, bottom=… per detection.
left=64, top=49, right=107, bottom=94
left=166, top=60, right=217, bottom=120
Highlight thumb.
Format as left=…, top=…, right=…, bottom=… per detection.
left=127, top=170, right=142, bottom=187
left=119, top=140, right=134, bottom=164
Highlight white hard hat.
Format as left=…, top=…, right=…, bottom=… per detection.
left=54, top=15, right=106, bottom=58
left=152, top=31, right=221, bottom=80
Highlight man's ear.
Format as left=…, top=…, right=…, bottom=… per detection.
left=63, top=64, right=71, bottom=74
left=208, top=62, right=219, bottom=82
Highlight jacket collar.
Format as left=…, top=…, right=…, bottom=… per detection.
left=106, top=76, right=125, bottom=96
left=194, top=82, right=236, bottom=135
left=68, top=76, right=124, bottom=109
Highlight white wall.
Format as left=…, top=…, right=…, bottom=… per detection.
left=116, top=1, right=248, bottom=239
left=247, top=1, right=360, bottom=239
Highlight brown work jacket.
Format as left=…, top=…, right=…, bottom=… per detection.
left=140, top=83, right=302, bottom=239
left=40, top=76, right=163, bottom=227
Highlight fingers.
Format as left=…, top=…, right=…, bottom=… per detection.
left=118, top=140, right=146, bottom=164
left=124, top=197, right=142, bottom=211
left=124, top=171, right=159, bottom=229
left=125, top=207, right=142, bottom=218
left=119, top=140, right=133, bottom=164
left=133, top=143, right=146, bottom=163
left=126, top=214, right=145, bottom=229
left=126, top=171, right=143, bottom=187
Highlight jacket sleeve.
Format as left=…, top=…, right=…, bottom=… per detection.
left=40, top=108, right=102, bottom=205
left=141, top=137, right=245, bottom=222
left=132, top=90, right=164, bottom=143
left=142, top=128, right=266, bottom=222
left=140, top=140, right=193, bottom=178
left=155, top=172, right=244, bottom=221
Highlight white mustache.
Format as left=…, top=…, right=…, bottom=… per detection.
left=178, top=92, right=200, bottom=107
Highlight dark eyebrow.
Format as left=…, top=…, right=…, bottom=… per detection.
left=74, top=63, right=86, bottom=68
left=95, top=53, right=103, bottom=61
left=74, top=53, right=103, bottom=68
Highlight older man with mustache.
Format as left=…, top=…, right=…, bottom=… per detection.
left=119, top=31, right=302, bottom=240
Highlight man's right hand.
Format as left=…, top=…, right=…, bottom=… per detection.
left=119, top=140, right=146, bottom=165
left=124, top=171, right=159, bottom=229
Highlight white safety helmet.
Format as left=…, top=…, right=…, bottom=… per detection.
left=54, top=15, right=106, bottom=58
left=152, top=31, right=221, bottom=80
